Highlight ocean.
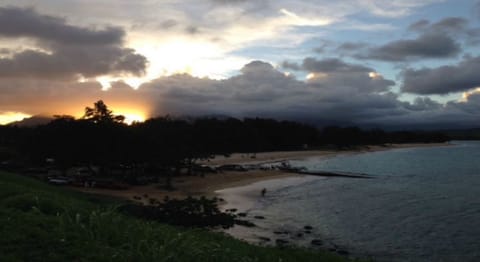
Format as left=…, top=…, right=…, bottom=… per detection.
left=221, top=141, right=480, bottom=261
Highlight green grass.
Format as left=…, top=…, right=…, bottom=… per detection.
left=0, top=171, right=351, bottom=262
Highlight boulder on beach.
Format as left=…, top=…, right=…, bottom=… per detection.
left=311, top=239, right=323, bottom=246
left=275, top=239, right=289, bottom=245
left=258, top=237, right=271, bottom=242
left=234, top=219, right=255, bottom=227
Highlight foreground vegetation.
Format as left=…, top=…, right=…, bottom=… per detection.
left=0, top=171, right=349, bottom=262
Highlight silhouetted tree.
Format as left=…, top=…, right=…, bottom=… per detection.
left=83, top=100, right=125, bottom=124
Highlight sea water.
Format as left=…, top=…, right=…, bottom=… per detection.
left=240, top=141, right=480, bottom=261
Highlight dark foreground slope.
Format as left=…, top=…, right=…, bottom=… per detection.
left=0, top=171, right=349, bottom=262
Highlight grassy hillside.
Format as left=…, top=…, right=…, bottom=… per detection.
left=0, top=172, right=349, bottom=262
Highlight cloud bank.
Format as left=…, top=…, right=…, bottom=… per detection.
left=401, top=55, right=480, bottom=95
left=0, top=7, right=147, bottom=80
left=0, top=3, right=479, bottom=129
left=2, top=57, right=479, bottom=129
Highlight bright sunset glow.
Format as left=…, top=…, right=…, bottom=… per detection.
left=72, top=108, right=147, bottom=125
left=130, top=38, right=248, bottom=80
left=111, top=108, right=147, bottom=125
left=0, top=112, right=31, bottom=125
left=306, top=73, right=316, bottom=80
left=279, top=8, right=332, bottom=26
left=120, top=112, right=146, bottom=125
left=461, top=87, right=480, bottom=102
left=369, top=72, right=381, bottom=79
left=306, top=72, right=329, bottom=80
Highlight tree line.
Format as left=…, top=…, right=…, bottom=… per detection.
left=0, top=101, right=450, bottom=181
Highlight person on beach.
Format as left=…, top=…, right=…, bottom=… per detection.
left=261, top=188, right=267, bottom=197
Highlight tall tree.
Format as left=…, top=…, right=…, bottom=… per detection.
left=83, top=100, right=125, bottom=124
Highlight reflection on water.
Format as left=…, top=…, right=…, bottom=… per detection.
left=239, top=141, right=480, bottom=261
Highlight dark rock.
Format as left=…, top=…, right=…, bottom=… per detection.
left=328, top=248, right=337, bottom=252
left=311, top=239, right=323, bottom=246
left=119, top=196, right=235, bottom=228
left=258, top=237, right=271, bottom=242
left=304, top=225, right=313, bottom=230
left=234, top=219, right=256, bottom=227
left=337, top=250, right=350, bottom=255
left=295, top=233, right=303, bottom=238
left=304, top=230, right=312, bottom=234
left=237, top=212, right=247, bottom=217
left=275, top=239, right=289, bottom=245
left=273, top=231, right=289, bottom=235
left=218, top=164, right=247, bottom=172
left=254, top=215, right=265, bottom=219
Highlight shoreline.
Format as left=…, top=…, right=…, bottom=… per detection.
left=200, top=142, right=450, bottom=166
left=71, top=142, right=450, bottom=204
left=71, top=169, right=299, bottom=204
left=68, top=142, right=451, bottom=258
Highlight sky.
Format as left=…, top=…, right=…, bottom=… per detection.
left=0, top=0, right=480, bottom=128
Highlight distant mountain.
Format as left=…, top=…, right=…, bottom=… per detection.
left=7, top=115, right=53, bottom=127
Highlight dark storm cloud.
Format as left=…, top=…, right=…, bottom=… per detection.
left=132, top=59, right=480, bottom=128
left=380, top=92, right=480, bottom=128
left=476, top=1, right=480, bottom=18
left=1, top=58, right=479, bottom=128
left=409, top=17, right=469, bottom=33
left=302, top=57, right=371, bottom=73
left=401, top=55, right=480, bottom=95
left=402, top=97, right=442, bottom=111
left=281, top=57, right=395, bottom=93
left=408, top=19, right=430, bottom=31
left=0, top=7, right=147, bottom=79
left=281, top=61, right=301, bottom=71
left=429, top=17, right=468, bottom=33
left=185, top=26, right=200, bottom=34
left=0, top=46, right=147, bottom=79
left=334, top=42, right=370, bottom=57
left=136, top=60, right=402, bottom=123
left=448, top=91, right=480, bottom=115
left=0, top=7, right=124, bottom=45
left=336, top=42, right=369, bottom=52
left=356, top=17, right=478, bottom=62
left=312, top=40, right=334, bottom=54
left=159, top=19, right=179, bottom=29
left=358, top=33, right=460, bottom=61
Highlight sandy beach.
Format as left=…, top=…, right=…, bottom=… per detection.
left=71, top=142, right=449, bottom=204
left=72, top=169, right=297, bottom=204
